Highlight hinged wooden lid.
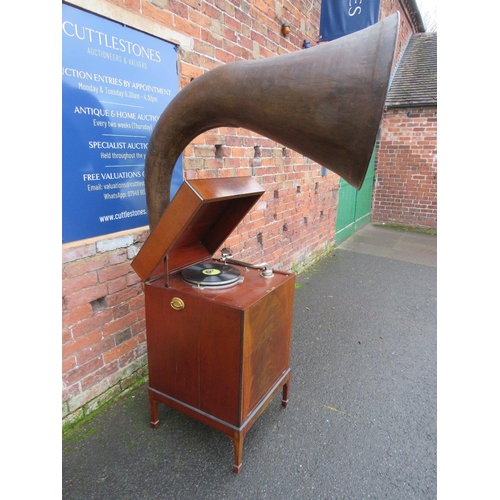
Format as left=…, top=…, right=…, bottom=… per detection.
left=131, top=177, right=265, bottom=282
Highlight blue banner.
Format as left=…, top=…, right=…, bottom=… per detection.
left=319, top=0, right=381, bottom=42
left=62, top=4, right=183, bottom=243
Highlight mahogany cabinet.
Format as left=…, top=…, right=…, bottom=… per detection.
left=132, top=177, right=295, bottom=472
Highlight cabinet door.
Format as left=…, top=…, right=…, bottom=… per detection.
left=145, top=284, right=243, bottom=425
left=145, top=285, right=201, bottom=408
left=198, top=304, right=242, bottom=425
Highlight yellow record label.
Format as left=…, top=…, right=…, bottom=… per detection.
left=202, top=268, right=222, bottom=276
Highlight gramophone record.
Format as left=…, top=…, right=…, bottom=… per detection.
left=181, top=262, right=241, bottom=286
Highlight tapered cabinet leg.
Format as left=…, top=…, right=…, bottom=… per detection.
left=149, top=391, right=160, bottom=429
left=231, top=432, right=244, bottom=473
left=281, top=379, right=290, bottom=407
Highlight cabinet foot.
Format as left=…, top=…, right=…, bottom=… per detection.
left=149, top=391, right=160, bottom=429
left=281, top=380, right=289, bottom=408
left=231, top=432, right=245, bottom=473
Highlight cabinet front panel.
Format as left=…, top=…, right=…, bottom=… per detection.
left=145, top=285, right=201, bottom=408
left=145, top=282, right=243, bottom=425
left=199, top=306, right=242, bottom=425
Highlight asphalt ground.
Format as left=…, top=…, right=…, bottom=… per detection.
left=62, top=224, right=437, bottom=500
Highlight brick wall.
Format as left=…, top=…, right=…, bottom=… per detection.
left=62, top=231, right=150, bottom=422
left=62, top=0, right=420, bottom=426
left=372, top=107, right=437, bottom=229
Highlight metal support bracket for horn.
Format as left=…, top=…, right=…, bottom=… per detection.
left=220, top=248, right=274, bottom=278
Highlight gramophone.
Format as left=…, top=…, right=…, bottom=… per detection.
left=132, top=13, right=399, bottom=472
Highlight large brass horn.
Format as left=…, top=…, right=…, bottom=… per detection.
left=145, top=13, right=399, bottom=228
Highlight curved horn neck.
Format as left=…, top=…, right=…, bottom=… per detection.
left=145, top=13, right=399, bottom=228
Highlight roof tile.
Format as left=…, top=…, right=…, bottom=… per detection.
left=386, top=32, right=437, bottom=108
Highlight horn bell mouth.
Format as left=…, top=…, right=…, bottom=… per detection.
left=145, top=13, right=399, bottom=228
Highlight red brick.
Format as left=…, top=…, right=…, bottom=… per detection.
left=64, top=283, right=109, bottom=309
left=63, top=328, right=102, bottom=359
left=109, top=249, right=128, bottom=265
left=62, top=304, right=92, bottom=328
left=102, top=312, right=138, bottom=338
left=103, top=337, right=139, bottom=364
left=169, top=0, right=189, bottom=17
left=65, top=254, right=109, bottom=279
left=142, top=1, right=174, bottom=26
left=80, top=360, right=120, bottom=392
left=62, top=244, right=96, bottom=264
left=107, top=276, right=128, bottom=295
left=76, top=337, right=116, bottom=365
left=63, top=357, right=104, bottom=387
left=193, top=39, right=216, bottom=57
left=62, top=327, right=72, bottom=344
left=173, top=14, right=201, bottom=38
left=71, top=309, right=114, bottom=338
left=62, top=383, right=81, bottom=403
left=97, top=261, right=133, bottom=283
left=62, top=272, right=98, bottom=297
left=62, top=356, right=77, bottom=375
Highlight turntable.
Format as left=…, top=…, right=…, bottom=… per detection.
left=132, top=177, right=295, bottom=473
left=181, top=262, right=241, bottom=287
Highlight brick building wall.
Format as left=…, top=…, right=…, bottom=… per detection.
left=62, top=0, right=421, bottom=427
left=373, top=107, right=437, bottom=229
